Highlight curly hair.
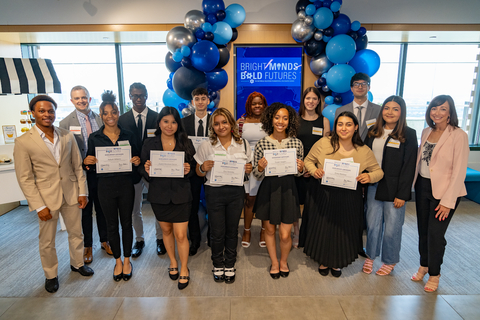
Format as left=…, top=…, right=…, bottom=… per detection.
left=99, top=90, right=118, bottom=115
left=244, top=91, right=268, bottom=118
left=208, top=108, right=243, bottom=145
left=260, top=102, right=299, bottom=137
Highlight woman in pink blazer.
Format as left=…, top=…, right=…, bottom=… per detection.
left=411, top=95, right=469, bottom=292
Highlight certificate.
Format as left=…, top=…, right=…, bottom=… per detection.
left=210, top=158, right=246, bottom=186
left=95, top=146, right=132, bottom=173
left=150, top=151, right=185, bottom=178
left=189, top=136, right=210, bottom=152
left=264, top=148, right=297, bottom=177
left=321, top=159, right=360, bottom=190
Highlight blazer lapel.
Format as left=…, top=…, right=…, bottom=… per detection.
left=58, top=129, right=67, bottom=163
left=30, top=127, right=57, bottom=164
left=431, top=125, right=452, bottom=161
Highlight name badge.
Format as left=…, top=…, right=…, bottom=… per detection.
left=341, top=157, right=354, bottom=163
left=118, top=140, right=130, bottom=146
left=69, top=126, right=81, bottom=135
left=366, top=119, right=376, bottom=129
left=387, top=139, right=400, bottom=148
left=312, top=127, right=323, bottom=136
left=147, top=129, right=156, bottom=138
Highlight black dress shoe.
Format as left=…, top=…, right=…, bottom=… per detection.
left=189, top=243, right=199, bottom=256
left=213, top=267, right=225, bottom=282
left=224, top=267, right=236, bottom=284
left=331, top=268, right=342, bottom=277
left=123, top=262, right=133, bottom=281
left=132, top=241, right=145, bottom=258
left=113, top=265, right=123, bottom=282
left=168, top=267, right=179, bottom=280
left=358, top=248, right=368, bottom=258
left=280, top=264, right=290, bottom=278
left=318, top=267, right=330, bottom=276
left=156, top=239, right=166, bottom=256
left=45, top=277, right=59, bottom=293
left=70, top=265, right=94, bottom=276
left=269, top=266, right=281, bottom=279
left=178, top=268, right=190, bottom=290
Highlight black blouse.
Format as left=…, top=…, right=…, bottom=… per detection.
left=297, top=115, right=325, bottom=157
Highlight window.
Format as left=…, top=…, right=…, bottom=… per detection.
left=367, top=44, right=401, bottom=105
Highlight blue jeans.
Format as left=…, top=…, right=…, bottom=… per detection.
left=365, top=183, right=406, bottom=264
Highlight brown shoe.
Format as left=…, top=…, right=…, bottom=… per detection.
left=84, top=247, right=93, bottom=264
left=101, top=242, right=113, bottom=256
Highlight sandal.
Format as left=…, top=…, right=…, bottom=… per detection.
left=259, top=228, right=266, bottom=248
left=241, top=228, right=251, bottom=248
left=411, top=266, right=428, bottom=281
left=376, top=263, right=395, bottom=276
left=424, top=274, right=440, bottom=292
left=362, top=258, right=374, bottom=274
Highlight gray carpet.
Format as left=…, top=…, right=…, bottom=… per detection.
left=0, top=199, right=479, bottom=297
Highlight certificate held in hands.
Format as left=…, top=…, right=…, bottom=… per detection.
left=210, top=158, right=246, bottom=186
left=150, top=151, right=185, bottom=178
left=96, top=146, right=132, bottom=173
left=321, top=159, right=360, bottom=190
left=264, top=148, right=297, bottom=177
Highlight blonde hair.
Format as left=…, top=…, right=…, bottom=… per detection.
left=208, top=108, right=242, bottom=145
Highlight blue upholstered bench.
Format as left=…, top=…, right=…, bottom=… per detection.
left=465, top=167, right=480, bottom=204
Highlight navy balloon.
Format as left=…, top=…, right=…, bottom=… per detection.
left=209, top=91, right=218, bottom=100
left=216, top=10, right=226, bottom=21
left=347, top=30, right=358, bottom=40
left=334, top=96, right=342, bottom=105
left=230, top=28, right=238, bottom=42
left=191, top=40, right=220, bottom=72
left=303, top=38, right=326, bottom=57
left=324, top=27, right=334, bottom=37
left=314, top=0, right=322, bottom=8
left=165, top=52, right=182, bottom=73
left=355, top=34, right=369, bottom=51
left=331, top=14, right=351, bottom=36
left=333, top=11, right=340, bottom=19
left=202, top=0, right=225, bottom=15
left=216, top=46, right=230, bottom=69
left=358, top=27, right=367, bottom=36
left=317, top=77, right=327, bottom=87
left=195, top=29, right=205, bottom=40
left=323, top=0, right=333, bottom=8
left=172, top=67, right=208, bottom=100
left=296, top=0, right=311, bottom=13
left=207, top=13, right=217, bottom=25
left=206, top=68, right=228, bottom=91
left=204, top=32, right=214, bottom=41
left=181, top=56, right=193, bottom=68
left=339, top=90, right=354, bottom=105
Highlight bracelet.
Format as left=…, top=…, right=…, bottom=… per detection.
left=199, top=163, right=206, bottom=174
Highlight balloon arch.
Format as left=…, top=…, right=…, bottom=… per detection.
left=291, top=0, right=381, bottom=128
left=162, top=1, right=246, bottom=117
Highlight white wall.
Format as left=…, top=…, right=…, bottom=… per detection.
left=0, top=0, right=479, bottom=25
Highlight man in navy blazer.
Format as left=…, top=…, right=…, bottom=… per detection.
left=118, top=82, right=165, bottom=257
left=335, top=73, right=382, bottom=141
left=181, top=87, right=211, bottom=256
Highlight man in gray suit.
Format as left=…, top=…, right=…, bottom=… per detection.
left=334, top=73, right=382, bottom=141
left=59, top=86, right=112, bottom=264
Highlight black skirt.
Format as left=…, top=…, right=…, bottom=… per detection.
left=298, top=176, right=320, bottom=248
left=303, top=181, right=364, bottom=268
left=254, top=175, right=301, bottom=225
left=151, top=201, right=192, bottom=223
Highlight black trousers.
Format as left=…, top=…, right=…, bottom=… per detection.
left=415, top=175, right=460, bottom=276
left=98, top=175, right=134, bottom=259
left=83, top=172, right=108, bottom=247
left=188, top=174, right=205, bottom=246
left=205, top=185, right=244, bottom=268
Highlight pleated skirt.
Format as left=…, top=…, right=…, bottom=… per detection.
left=298, top=176, right=320, bottom=248
left=303, top=181, right=363, bottom=269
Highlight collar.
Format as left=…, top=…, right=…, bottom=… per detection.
left=75, top=109, right=93, bottom=119
left=353, top=99, right=369, bottom=109
left=34, top=124, right=58, bottom=138
left=195, top=113, right=208, bottom=122
left=213, top=136, right=238, bottom=149
left=132, top=107, right=148, bottom=118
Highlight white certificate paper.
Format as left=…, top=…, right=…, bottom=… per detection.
left=150, top=151, right=185, bottom=178
left=96, top=146, right=132, bottom=173
left=264, top=148, right=297, bottom=177
left=321, top=159, right=360, bottom=190
left=189, top=136, right=210, bottom=152
left=210, top=158, right=246, bottom=186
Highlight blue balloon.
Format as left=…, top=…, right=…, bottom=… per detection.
left=326, top=64, right=356, bottom=93
left=162, top=89, right=190, bottom=108
left=207, top=13, right=217, bottom=25
left=172, top=51, right=183, bottom=62
left=207, top=101, right=215, bottom=110
left=323, top=0, right=333, bottom=8
left=305, top=4, right=316, bottom=15
left=322, top=104, right=341, bottom=130
left=169, top=72, right=175, bottom=80
left=330, top=1, right=341, bottom=12
left=325, top=96, right=334, bottom=105
left=313, top=7, right=333, bottom=30
left=212, top=21, right=233, bottom=45
left=165, top=52, right=182, bottom=73
left=202, top=22, right=213, bottom=32
left=314, top=0, right=322, bottom=8
left=224, top=4, right=246, bottom=28
left=368, top=91, right=373, bottom=102
left=181, top=46, right=191, bottom=57
left=323, top=35, right=332, bottom=42
left=191, top=40, right=220, bottom=72
left=166, top=78, right=173, bottom=90
left=206, top=68, right=228, bottom=91
left=348, top=49, right=381, bottom=77
left=195, top=29, right=205, bottom=40
left=178, top=103, right=187, bottom=111
left=325, top=34, right=356, bottom=64
left=331, top=14, right=351, bottom=36
left=202, top=0, right=225, bottom=15
left=355, top=34, right=369, bottom=51
left=358, top=27, right=367, bottom=36
left=339, top=90, right=354, bottom=105
left=351, top=20, right=361, bottom=31
left=172, top=67, right=208, bottom=100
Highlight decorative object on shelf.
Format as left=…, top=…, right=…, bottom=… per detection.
left=2, top=125, right=16, bottom=144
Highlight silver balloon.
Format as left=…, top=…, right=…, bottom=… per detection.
left=304, top=16, right=313, bottom=26
left=322, top=85, right=330, bottom=92
left=310, top=53, right=333, bottom=76
left=291, top=18, right=315, bottom=43
left=184, top=10, right=205, bottom=33
left=182, top=108, right=193, bottom=117
left=314, top=31, right=324, bottom=41
left=297, top=10, right=306, bottom=20
left=166, top=26, right=196, bottom=53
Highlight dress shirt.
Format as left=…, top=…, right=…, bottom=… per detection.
left=132, top=107, right=149, bottom=140
left=194, top=114, right=208, bottom=137
left=76, top=109, right=99, bottom=151
left=352, top=99, right=369, bottom=122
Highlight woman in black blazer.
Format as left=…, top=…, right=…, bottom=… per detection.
left=139, top=107, right=196, bottom=290
left=363, top=95, right=418, bottom=276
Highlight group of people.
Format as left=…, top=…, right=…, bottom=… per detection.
left=14, top=72, right=469, bottom=294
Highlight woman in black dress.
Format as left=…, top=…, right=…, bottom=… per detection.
left=139, top=107, right=196, bottom=290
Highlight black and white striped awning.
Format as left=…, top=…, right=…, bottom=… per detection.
left=0, top=58, right=61, bottom=94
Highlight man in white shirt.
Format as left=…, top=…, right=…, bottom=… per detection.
left=14, top=95, right=94, bottom=293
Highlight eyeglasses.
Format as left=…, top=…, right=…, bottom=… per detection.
left=130, top=94, right=147, bottom=100
left=352, top=82, right=369, bottom=88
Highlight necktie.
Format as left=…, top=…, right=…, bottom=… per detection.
left=197, top=119, right=204, bottom=137
left=85, top=115, right=93, bottom=136
left=137, top=114, right=143, bottom=140
left=357, top=106, right=364, bottom=133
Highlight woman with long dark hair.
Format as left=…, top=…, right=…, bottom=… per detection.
left=411, top=95, right=469, bottom=292
left=363, top=96, right=418, bottom=276
left=139, top=107, right=196, bottom=290
left=303, top=111, right=383, bottom=277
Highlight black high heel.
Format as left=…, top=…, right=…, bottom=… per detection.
left=178, top=268, right=190, bottom=290
left=168, top=267, right=179, bottom=280
left=123, top=262, right=133, bottom=281
left=113, top=264, right=123, bottom=282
